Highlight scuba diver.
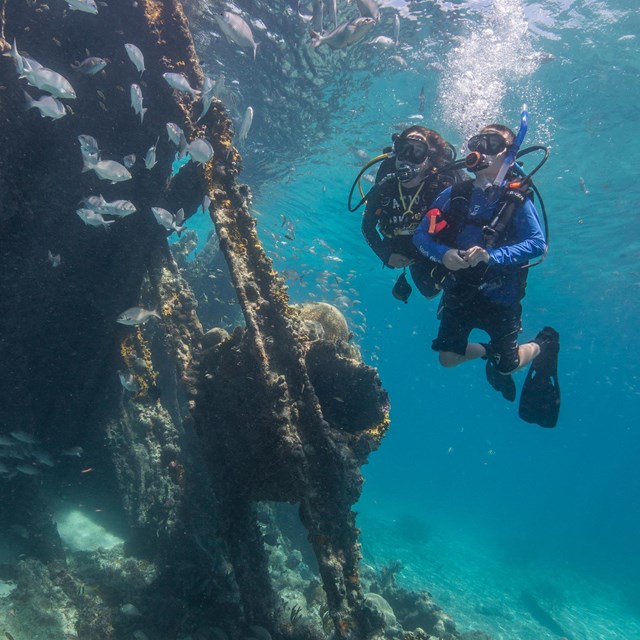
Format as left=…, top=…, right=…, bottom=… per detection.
left=360, top=126, right=465, bottom=302
left=413, top=115, right=561, bottom=428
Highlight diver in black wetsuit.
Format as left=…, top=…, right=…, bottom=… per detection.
left=361, top=126, right=465, bottom=301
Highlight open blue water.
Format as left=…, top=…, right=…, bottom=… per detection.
left=186, top=1, right=640, bottom=638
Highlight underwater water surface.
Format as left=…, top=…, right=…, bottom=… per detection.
left=185, top=0, right=640, bottom=638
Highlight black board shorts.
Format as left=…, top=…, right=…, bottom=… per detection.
left=432, top=293, right=522, bottom=373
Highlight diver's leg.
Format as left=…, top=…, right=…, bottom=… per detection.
left=431, top=296, right=477, bottom=367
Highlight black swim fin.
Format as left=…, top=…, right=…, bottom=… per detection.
left=519, top=327, right=560, bottom=428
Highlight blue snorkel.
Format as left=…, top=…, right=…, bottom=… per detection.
left=493, top=104, right=528, bottom=187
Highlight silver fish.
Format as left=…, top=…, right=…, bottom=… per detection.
left=10, top=431, right=39, bottom=444
left=213, top=12, right=258, bottom=62
left=197, top=75, right=215, bottom=123
left=22, top=61, right=76, bottom=99
left=237, top=106, right=253, bottom=144
left=102, top=199, right=137, bottom=217
left=61, top=446, right=84, bottom=457
left=368, top=36, right=395, bottom=47
left=183, top=138, right=214, bottom=165
left=118, top=371, right=139, bottom=393
left=356, top=0, right=380, bottom=22
left=76, top=208, right=114, bottom=228
left=120, top=604, right=142, bottom=618
left=78, top=134, right=100, bottom=158
left=116, top=307, right=161, bottom=326
left=310, top=17, right=376, bottom=49
left=71, top=56, right=108, bottom=75
left=145, top=137, right=159, bottom=170
left=151, top=207, right=186, bottom=234
left=24, top=91, right=66, bottom=119
left=82, top=158, right=132, bottom=183
left=124, top=43, right=145, bottom=76
left=123, top=154, right=136, bottom=169
left=394, top=13, right=400, bottom=46
left=579, top=176, right=590, bottom=195
left=162, top=72, right=200, bottom=97
left=65, top=0, right=98, bottom=14
left=166, top=122, right=183, bottom=146
left=3, top=38, right=25, bottom=74
left=31, top=449, right=55, bottom=467
left=130, top=83, right=146, bottom=123
left=16, top=464, right=39, bottom=476
left=48, top=250, right=61, bottom=267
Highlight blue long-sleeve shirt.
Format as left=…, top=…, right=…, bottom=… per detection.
left=413, top=184, right=546, bottom=304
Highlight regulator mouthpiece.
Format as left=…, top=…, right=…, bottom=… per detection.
left=465, top=151, right=489, bottom=172
left=396, top=163, right=418, bottom=182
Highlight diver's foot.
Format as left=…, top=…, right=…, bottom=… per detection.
left=485, top=358, right=516, bottom=402
left=532, top=326, right=560, bottom=357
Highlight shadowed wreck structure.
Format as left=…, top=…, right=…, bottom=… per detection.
left=0, top=2, right=472, bottom=640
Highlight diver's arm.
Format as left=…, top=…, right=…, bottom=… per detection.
left=487, top=200, right=546, bottom=265
left=412, top=188, right=452, bottom=263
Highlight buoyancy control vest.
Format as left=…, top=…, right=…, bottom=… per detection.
left=426, top=179, right=530, bottom=297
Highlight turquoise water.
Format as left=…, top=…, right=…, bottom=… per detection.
left=187, top=1, right=640, bottom=638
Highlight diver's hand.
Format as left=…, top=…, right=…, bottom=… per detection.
left=386, top=253, right=413, bottom=268
left=443, top=249, right=470, bottom=271
left=463, top=246, right=490, bottom=267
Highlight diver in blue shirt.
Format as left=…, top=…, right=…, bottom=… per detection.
left=413, top=122, right=560, bottom=425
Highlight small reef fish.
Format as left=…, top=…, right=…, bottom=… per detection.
left=22, top=61, right=76, bottom=99
left=197, top=75, right=215, bottom=123
left=356, top=0, right=381, bottom=22
left=394, top=13, right=400, bottom=45
left=145, top=137, right=159, bottom=170
left=16, top=464, right=39, bottom=476
left=579, top=176, right=590, bottom=195
left=82, top=158, right=132, bottom=183
left=151, top=207, right=186, bottom=234
left=130, top=83, right=146, bottom=123
left=61, top=446, right=83, bottom=457
left=71, top=56, right=108, bottom=75
left=166, top=122, right=183, bottom=146
left=10, top=431, right=39, bottom=444
left=76, top=208, right=114, bottom=228
left=120, top=603, right=142, bottom=618
left=180, top=136, right=214, bottom=165
left=48, top=250, right=61, bottom=267
left=368, top=36, right=395, bottom=48
left=23, top=91, right=66, bottom=119
left=310, top=17, right=376, bottom=49
left=213, top=11, right=258, bottom=61
left=83, top=195, right=137, bottom=217
left=31, top=449, right=55, bottom=467
left=237, top=106, right=253, bottom=144
left=65, top=0, right=98, bottom=14
left=162, top=72, right=200, bottom=97
left=124, top=44, right=145, bottom=76
left=123, top=154, right=136, bottom=169
left=116, top=307, right=161, bottom=325
left=118, top=371, right=139, bottom=393
left=78, top=134, right=100, bottom=159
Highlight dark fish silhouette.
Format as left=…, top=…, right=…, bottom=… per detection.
left=520, top=590, right=572, bottom=639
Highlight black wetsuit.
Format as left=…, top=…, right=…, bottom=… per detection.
left=362, top=158, right=464, bottom=298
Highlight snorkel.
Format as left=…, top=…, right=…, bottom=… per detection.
left=493, top=104, right=528, bottom=187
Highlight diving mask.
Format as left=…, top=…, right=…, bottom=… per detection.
left=396, top=139, right=431, bottom=164
left=467, top=133, right=508, bottom=155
